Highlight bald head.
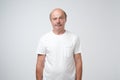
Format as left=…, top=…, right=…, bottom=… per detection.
left=49, top=8, right=67, bottom=32
left=49, top=8, right=67, bottom=20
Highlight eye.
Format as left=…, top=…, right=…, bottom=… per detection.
left=52, top=18, right=57, bottom=20
left=59, top=17, right=64, bottom=19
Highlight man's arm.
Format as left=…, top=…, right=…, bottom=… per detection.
left=36, top=54, right=45, bottom=80
left=74, top=53, right=82, bottom=80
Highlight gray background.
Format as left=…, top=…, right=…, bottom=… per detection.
left=0, top=0, right=120, bottom=80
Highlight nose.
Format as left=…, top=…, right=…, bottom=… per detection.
left=56, top=19, right=60, bottom=23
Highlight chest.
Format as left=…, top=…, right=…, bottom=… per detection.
left=44, top=36, right=75, bottom=57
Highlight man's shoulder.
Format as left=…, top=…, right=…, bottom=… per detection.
left=40, top=31, right=52, bottom=40
left=67, top=30, right=79, bottom=38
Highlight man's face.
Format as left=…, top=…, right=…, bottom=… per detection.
left=50, top=10, right=66, bottom=31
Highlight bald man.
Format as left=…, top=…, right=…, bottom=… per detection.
left=36, top=8, right=82, bottom=80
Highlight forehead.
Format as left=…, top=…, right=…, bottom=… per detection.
left=51, top=10, right=65, bottom=18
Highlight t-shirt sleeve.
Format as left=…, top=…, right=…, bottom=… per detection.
left=36, top=38, right=46, bottom=55
left=74, top=36, right=82, bottom=54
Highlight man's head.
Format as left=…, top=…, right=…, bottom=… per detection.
left=49, top=8, right=67, bottom=31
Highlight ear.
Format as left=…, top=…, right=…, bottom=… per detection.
left=65, top=18, right=67, bottom=23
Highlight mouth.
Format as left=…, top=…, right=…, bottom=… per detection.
left=55, top=24, right=62, bottom=27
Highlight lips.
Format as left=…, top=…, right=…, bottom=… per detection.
left=55, top=24, right=62, bottom=27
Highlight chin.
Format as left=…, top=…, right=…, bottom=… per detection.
left=54, top=26, right=62, bottom=29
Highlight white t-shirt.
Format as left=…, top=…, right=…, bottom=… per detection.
left=36, top=30, right=81, bottom=80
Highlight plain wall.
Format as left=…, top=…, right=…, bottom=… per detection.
left=0, top=0, right=120, bottom=80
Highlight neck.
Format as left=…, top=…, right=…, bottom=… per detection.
left=52, top=29, right=66, bottom=35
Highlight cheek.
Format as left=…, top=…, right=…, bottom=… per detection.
left=61, top=19, right=66, bottom=23
left=51, top=21, right=55, bottom=25
left=61, top=20, right=66, bottom=24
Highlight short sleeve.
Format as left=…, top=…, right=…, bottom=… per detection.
left=73, top=36, right=82, bottom=54
left=36, top=38, right=46, bottom=55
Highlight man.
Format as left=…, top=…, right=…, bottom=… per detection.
left=36, top=8, right=82, bottom=80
